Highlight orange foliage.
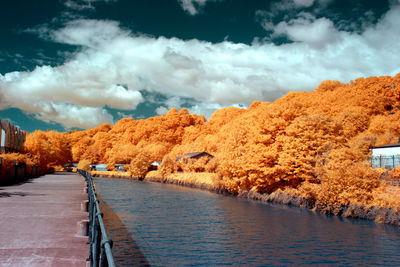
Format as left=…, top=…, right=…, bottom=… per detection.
left=23, top=130, right=71, bottom=173
left=178, top=157, right=216, bottom=173
left=315, top=162, right=383, bottom=206
left=0, top=153, right=36, bottom=178
left=127, top=148, right=153, bottom=178
left=158, top=155, right=178, bottom=178
left=77, top=159, right=91, bottom=172
left=21, top=73, right=400, bottom=210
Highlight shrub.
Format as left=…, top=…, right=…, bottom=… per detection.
left=77, top=159, right=91, bottom=172
left=159, top=155, right=178, bottom=178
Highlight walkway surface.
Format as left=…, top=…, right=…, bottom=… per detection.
left=0, top=172, right=89, bottom=266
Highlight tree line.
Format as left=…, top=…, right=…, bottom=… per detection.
left=15, top=73, right=400, bottom=209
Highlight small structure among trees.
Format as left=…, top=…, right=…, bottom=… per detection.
left=371, top=137, right=400, bottom=169
left=175, top=152, right=216, bottom=173
left=148, top=161, right=161, bottom=171
left=371, top=141, right=400, bottom=169
left=177, top=152, right=214, bottom=161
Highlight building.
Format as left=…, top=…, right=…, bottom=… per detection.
left=0, top=120, right=26, bottom=153
left=176, top=152, right=214, bottom=161
left=370, top=143, right=400, bottom=169
left=148, top=161, right=161, bottom=171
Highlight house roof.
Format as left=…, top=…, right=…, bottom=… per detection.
left=176, top=152, right=214, bottom=161
left=372, top=143, right=400, bottom=149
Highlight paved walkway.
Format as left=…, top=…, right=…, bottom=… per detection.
left=0, top=172, right=89, bottom=266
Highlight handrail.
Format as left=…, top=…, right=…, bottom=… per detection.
left=78, top=169, right=116, bottom=267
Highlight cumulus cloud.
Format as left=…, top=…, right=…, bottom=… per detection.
left=35, top=103, right=114, bottom=129
left=0, top=49, right=143, bottom=128
left=255, top=0, right=334, bottom=35
left=1, top=4, right=400, bottom=128
left=155, top=96, right=185, bottom=115
left=271, top=12, right=340, bottom=48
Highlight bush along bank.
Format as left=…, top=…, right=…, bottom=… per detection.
left=0, top=154, right=41, bottom=186
left=238, top=190, right=400, bottom=226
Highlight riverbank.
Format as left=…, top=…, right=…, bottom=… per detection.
left=90, top=170, right=400, bottom=226
left=238, top=190, right=400, bottom=225
left=91, top=171, right=227, bottom=193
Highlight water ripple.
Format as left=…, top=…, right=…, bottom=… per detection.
left=96, top=178, right=400, bottom=266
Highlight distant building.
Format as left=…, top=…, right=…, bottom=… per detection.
left=176, top=152, right=214, bottom=161
left=370, top=142, right=400, bottom=169
left=115, top=164, right=127, bottom=172
left=148, top=161, right=161, bottom=171
left=0, top=120, right=26, bottom=153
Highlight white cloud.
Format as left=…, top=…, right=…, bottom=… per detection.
left=188, top=103, right=245, bottom=119
left=272, top=12, right=340, bottom=48
left=35, top=103, right=114, bottom=129
left=0, top=54, right=143, bottom=128
left=2, top=5, right=400, bottom=128
left=178, top=0, right=213, bottom=15
left=155, top=106, right=169, bottom=116
left=255, top=0, right=334, bottom=34
left=155, top=96, right=185, bottom=115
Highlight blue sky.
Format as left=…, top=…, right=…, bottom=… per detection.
left=0, top=0, right=399, bottom=132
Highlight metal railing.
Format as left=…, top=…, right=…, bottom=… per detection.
left=370, top=155, right=400, bottom=169
left=78, top=169, right=116, bottom=267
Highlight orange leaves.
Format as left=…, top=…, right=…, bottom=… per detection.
left=158, top=155, right=178, bottom=178
left=19, top=73, right=400, bottom=210
left=127, top=148, right=153, bottom=178
left=0, top=153, right=36, bottom=178
left=316, top=80, right=345, bottom=92
left=24, top=130, right=71, bottom=173
left=77, top=159, right=91, bottom=172
left=317, top=162, right=382, bottom=206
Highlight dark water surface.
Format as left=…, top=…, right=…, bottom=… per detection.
left=95, top=177, right=400, bottom=266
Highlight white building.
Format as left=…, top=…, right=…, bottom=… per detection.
left=371, top=143, right=400, bottom=169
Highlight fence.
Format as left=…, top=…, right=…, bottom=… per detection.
left=0, top=158, right=40, bottom=185
left=370, top=155, right=400, bottom=169
left=78, top=169, right=115, bottom=267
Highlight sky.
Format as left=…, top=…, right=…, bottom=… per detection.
left=0, top=0, right=399, bottom=132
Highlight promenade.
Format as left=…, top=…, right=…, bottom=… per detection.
left=0, top=172, right=89, bottom=266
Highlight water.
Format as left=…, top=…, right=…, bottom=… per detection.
left=94, top=177, right=400, bottom=266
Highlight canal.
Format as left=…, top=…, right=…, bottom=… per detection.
left=95, top=177, right=400, bottom=266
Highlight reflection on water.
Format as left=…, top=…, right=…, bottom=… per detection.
left=99, top=196, right=149, bottom=266
left=95, top=177, right=400, bottom=266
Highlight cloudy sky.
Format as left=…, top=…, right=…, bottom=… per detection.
left=0, top=0, right=399, bottom=131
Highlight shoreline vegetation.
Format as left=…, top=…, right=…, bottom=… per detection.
left=3, top=73, right=400, bottom=225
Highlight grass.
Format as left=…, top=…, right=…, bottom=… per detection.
left=91, top=170, right=132, bottom=178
